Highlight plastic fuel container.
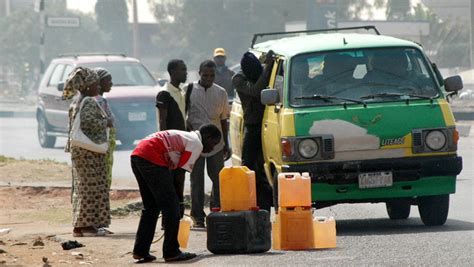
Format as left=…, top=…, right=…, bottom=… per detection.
left=273, top=207, right=314, bottom=250
left=206, top=210, right=271, bottom=254
left=278, top=172, right=311, bottom=208
left=313, top=216, right=337, bottom=249
left=178, top=217, right=192, bottom=248
left=219, top=166, right=257, bottom=211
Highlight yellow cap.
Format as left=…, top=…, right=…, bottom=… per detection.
left=214, top=48, right=226, bottom=57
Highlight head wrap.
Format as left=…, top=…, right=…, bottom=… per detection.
left=240, top=52, right=263, bottom=83
left=62, top=67, right=99, bottom=100
left=94, top=67, right=112, bottom=81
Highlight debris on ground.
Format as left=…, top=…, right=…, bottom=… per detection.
left=0, top=228, right=11, bottom=235
left=110, top=201, right=143, bottom=216
left=32, top=237, right=45, bottom=247
left=61, top=240, right=84, bottom=250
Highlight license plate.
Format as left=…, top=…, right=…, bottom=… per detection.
left=358, top=171, right=393, bottom=189
left=128, top=112, right=147, bottom=121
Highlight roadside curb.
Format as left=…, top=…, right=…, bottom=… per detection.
left=456, top=121, right=473, bottom=137
left=0, top=100, right=36, bottom=118
left=0, top=110, right=35, bottom=118
left=0, top=182, right=138, bottom=191
left=454, top=112, right=474, bottom=121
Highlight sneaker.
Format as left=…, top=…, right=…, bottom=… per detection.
left=164, top=252, right=197, bottom=262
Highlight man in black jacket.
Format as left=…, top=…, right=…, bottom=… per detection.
left=232, top=50, right=275, bottom=212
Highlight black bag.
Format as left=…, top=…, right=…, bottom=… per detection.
left=206, top=210, right=271, bottom=254
left=185, top=83, right=193, bottom=114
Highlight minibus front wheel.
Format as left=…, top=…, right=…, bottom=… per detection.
left=417, top=194, right=449, bottom=226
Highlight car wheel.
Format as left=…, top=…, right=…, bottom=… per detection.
left=417, top=194, right=449, bottom=226
left=37, top=113, right=56, bottom=148
left=272, top=170, right=279, bottom=212
left=386, top=199, right=411, bottom=220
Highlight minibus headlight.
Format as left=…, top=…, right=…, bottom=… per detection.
left=298, top=139, right=319, bottom=159
left=425, top=130, right=446, bottom=151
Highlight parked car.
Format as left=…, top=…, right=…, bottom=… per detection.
left=36, top=53, right=161, bottom=148
left=230, top=26, right=463, bottom=226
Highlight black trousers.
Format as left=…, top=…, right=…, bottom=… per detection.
left=173, top=169, right=186, bottom=217
left=241, top=124, right=273, bottom=212
left=131, top=156, right=181, bottom=259
left=162, top=168, right=185, bottom=227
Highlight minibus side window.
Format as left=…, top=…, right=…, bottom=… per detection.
left=275, top=60, right=285, bottom=103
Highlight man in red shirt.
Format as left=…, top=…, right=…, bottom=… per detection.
left=130, top=123, right=221, bottom=263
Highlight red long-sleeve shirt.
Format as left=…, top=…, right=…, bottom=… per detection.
left=131, top=130, right=203, bottom=172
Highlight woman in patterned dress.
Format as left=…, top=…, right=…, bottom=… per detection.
left=94, top=67, right=116, bottom=188
left=63, top=67, right=112, bottom=237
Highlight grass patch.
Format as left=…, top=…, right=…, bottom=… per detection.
left=0, top=155, right=14, bottom=163
left=16, top=207, right=71, bottom=224
left=0, top=156, right=71, bottom=182
left=0, top=155, right=68, bottom=165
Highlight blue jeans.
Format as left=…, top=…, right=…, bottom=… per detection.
left=190, top=149, right=224, bottom=223
left=131, top=156, right=181, bottom=259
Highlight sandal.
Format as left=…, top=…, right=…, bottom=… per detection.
left=73, top=228, right=84, bottom=237
left=72, top=232, right=83, bottom=237
left=98, top=227, right=114, bottom=234
left=73, top=228, right=107, bottom=237
left=133, top=254, right=156, bottom=264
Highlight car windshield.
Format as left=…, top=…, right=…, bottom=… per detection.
left=289, top=47, right=440, bottom=107
left=82, top=62, right=156, bottom=86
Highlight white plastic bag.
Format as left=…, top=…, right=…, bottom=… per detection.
left=70, top=97, right=109, bottom=154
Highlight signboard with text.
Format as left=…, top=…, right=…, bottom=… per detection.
left=46, top=17, right=80, bottom=28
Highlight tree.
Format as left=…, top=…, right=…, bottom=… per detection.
left=95, top=0, right=131, bottom=54
left=0, top=5, right=106, bottom=96
left=147, top=0, right=468, bottom=69
left=149, top=0, right=306, bottom=68
left=386, top=0, right=411, bottom=20
left=408, top=4, right=470, bottom=68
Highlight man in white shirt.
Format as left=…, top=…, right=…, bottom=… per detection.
left=186, top=60, right=230, bottom=228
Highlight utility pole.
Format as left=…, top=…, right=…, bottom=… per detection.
left=132, top=0, right=140, bottom=58
left=5, top=0, right=10, bottom=16
left=471, top=0, right=473, bottom=69
left=38, top=0, right=45, bottom=74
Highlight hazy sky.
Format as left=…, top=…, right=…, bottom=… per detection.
left=66, top=0, right=424, bottom=23
left=67, top=0, right=156, bottom=23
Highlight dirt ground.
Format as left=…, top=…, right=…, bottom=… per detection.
left=0, top=157, right=206, bottom=266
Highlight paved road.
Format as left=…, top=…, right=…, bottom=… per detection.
left=1, top=117, right=473, bottom=265
left=0, top=117, right=227, bottom=191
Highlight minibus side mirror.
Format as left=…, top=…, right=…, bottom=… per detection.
left=444, top=75, right=463, bottom=92
left=261, top=88, right=279, bottom=105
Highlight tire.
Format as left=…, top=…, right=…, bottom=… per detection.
left=417, top=194, right=449, bottom=226
left=386, top=199, right=411, bottom=220
left=37, top=114, right=56, bottom=148
left=272, top=170, right=279, bottom=212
